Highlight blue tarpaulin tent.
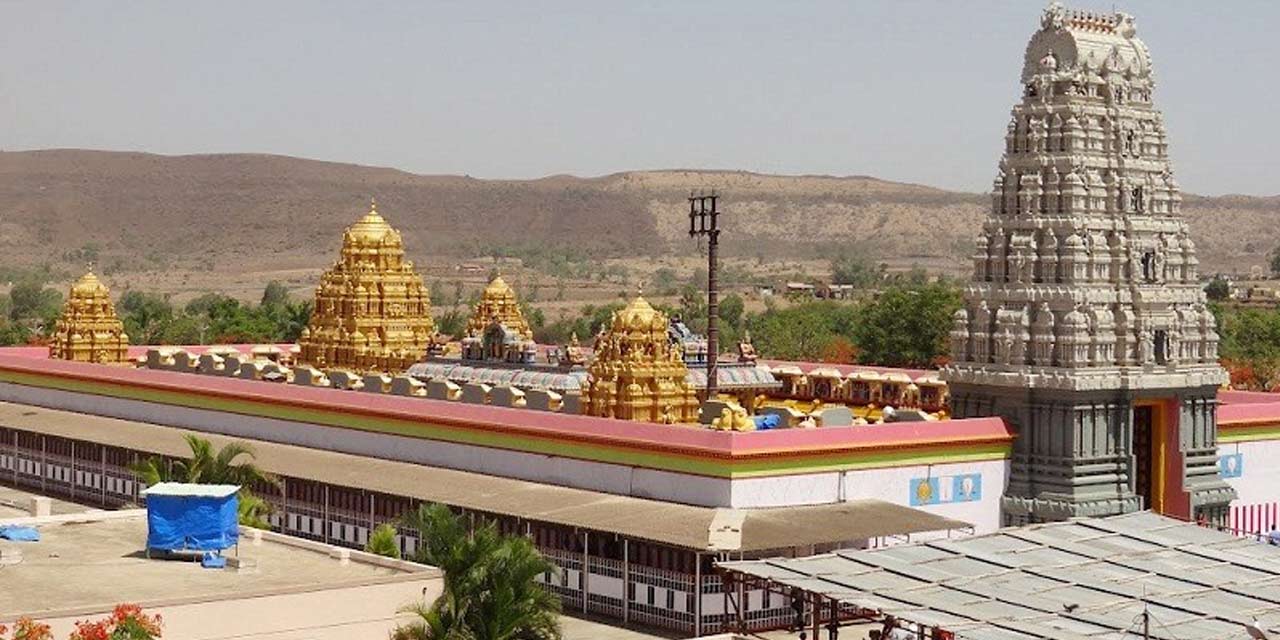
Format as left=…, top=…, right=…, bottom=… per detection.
left=141, top=482, right=239, bottom=553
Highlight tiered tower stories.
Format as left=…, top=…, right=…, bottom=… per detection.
left=48, top=270, right=130, bottom=364
left=297, top=200, right=435, bottom=374
left=942, top=4, right=1234, bottom=525
left=466, top=274, right=533, bottom=341
left=585, top=294, right=699, bottom=423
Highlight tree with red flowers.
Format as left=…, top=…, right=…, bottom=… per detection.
left=0, top=618, right=53, bottom=640
left=69, top=605, right=162, bottom=640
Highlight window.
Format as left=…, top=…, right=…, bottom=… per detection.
left=647, top=586, right=655, bottom=606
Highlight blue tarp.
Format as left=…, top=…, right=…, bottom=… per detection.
left=201, top=552, right=227, bottom=568
left=753, top=414, right=781, bottom=430
left=143, top=484, right=239, bottom=552
left=0, top=526, right=39, bottom=542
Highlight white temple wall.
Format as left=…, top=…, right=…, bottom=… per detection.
left=1219, top=438, right=1280, bottom=536
left=840, top=459, right=1008, bottom=535
left=0, top=380, right=1008, bottom=523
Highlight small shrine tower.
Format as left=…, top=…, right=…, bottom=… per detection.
left=466, top=274, right=533, bottom=341
left=585, top=294, right=698, bottom=423
left=48, top=270, right=130, bottom=364
left=297, top=200, right=435, bottom=373
left=942, top=4, right=1234, bottom=525
left=460, top=273, right=537, bottom=363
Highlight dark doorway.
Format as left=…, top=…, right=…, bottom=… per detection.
left=1133, top=405, right=1155, bottom=509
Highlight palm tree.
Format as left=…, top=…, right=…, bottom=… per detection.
left=393, top=504, right=561, bottom=640
left=129, top=435, right=280, bottom=528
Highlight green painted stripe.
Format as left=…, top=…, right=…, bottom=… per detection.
left=0, top=367, right=1008, bottom=478
left=1220, top=423, right=1280, bottom=444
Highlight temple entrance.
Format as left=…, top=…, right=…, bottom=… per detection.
left=1132, top=405, right=1155, bottom=510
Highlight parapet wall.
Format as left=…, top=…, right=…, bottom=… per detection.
left=0, top=349, right=1014, bottom=512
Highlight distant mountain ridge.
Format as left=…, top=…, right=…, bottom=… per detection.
left=0, top=149, right=1274, bottom=276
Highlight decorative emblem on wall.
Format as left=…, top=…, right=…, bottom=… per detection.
left=1219, top=453, right=1243, bottom=479
left=910, top=473, right=982, bottom=506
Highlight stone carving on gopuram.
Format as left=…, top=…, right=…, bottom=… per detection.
left=48, top=270, right=130, bottom=364
left=584, top=293, right=699, bottom=424
left=941, top=3, right=1234, bottom=526
left=297, top=200, right=436, bottom=374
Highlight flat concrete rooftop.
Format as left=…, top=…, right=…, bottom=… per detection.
left=0, top=484, right=85, bottom=519
left=0, top=511, right=429, bottom=622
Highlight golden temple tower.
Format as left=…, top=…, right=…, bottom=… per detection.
left=48, top=270, right=129, bottom=364
left=584, top=294, right=698, bottom=423
left=297, top=199, right=435, bottom=373
left=466, top=273, right=533, bottom=340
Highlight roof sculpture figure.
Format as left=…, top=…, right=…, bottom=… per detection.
left=297, top=199, right=436, bottom=374
left=48, top=269, right=130, bottom=364
left=942, top=4, right=1234, bottom=525
left=584, top=294, right=699, bottom=423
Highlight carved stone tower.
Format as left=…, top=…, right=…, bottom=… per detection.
left=942, top=4, right=1234, bottom=525
left=297, top=200, right=435, bottom=374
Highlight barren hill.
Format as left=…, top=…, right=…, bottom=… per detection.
left=0, top=150, right=1274, bottom=279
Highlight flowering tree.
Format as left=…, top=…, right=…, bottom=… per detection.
left=69, top=605, right=163, bottom=640
left=0, top=618, right=53, bottom=640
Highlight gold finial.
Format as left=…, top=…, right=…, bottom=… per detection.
left=370, top=197, right=377, bottom=213
left=86, top=261, right=95, bottom=274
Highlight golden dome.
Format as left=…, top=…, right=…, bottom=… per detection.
left=345, top=199, right=400, bottom=245
left=612, top=295, right=663, bottom=333
left=71, top=271, right=109, bottom=298
left=484, top=275, right=515, bottom=298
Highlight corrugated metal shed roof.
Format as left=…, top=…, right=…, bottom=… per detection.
left=720, top=512, right=1280, bottom=639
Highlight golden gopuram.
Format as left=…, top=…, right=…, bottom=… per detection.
left=297, top=199, right=435, bottom=373
left=584, top=294, right=698, bottom=423
left=466, top=274, right=533, bottom=340
left=48, top=270, right=130, bottom=364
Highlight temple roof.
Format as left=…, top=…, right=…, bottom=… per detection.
left=344, top=198, right=401, bottom=246
left=1022, top=2, right=1152, bottom=84
left=612, top=294, right=666, bottom=333
left=70, top=270, right=110, bottom=298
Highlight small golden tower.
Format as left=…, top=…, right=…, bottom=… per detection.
left=48, top=270, right=130, bottom=364
left=584, top=294, right=698, bottom=423
left=466, top=273, right=533, bottom=340
left=297, top=199, right=435, bottom=373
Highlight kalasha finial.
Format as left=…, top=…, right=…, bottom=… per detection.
left=86, top=260, right=95, bottom=274
left=370, top=197, right=377, bottom=213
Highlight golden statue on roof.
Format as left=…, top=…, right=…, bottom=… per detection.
left=584, top=294, right=698, bottom=423
left=48, top=269, right=130, bottom=364
left=296, top=199, right=435, bottom=373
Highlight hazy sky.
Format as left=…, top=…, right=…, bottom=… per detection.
left=2, top=1, right=1276, bottom=195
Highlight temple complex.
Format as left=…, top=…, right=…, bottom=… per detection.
left=943, top=3, right=1234, bottom=525
left=47, top=270, right=129, bottom=364
left=584, top=294, right=699, bottom=423
left=296, top=200, right=435, bottom=374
